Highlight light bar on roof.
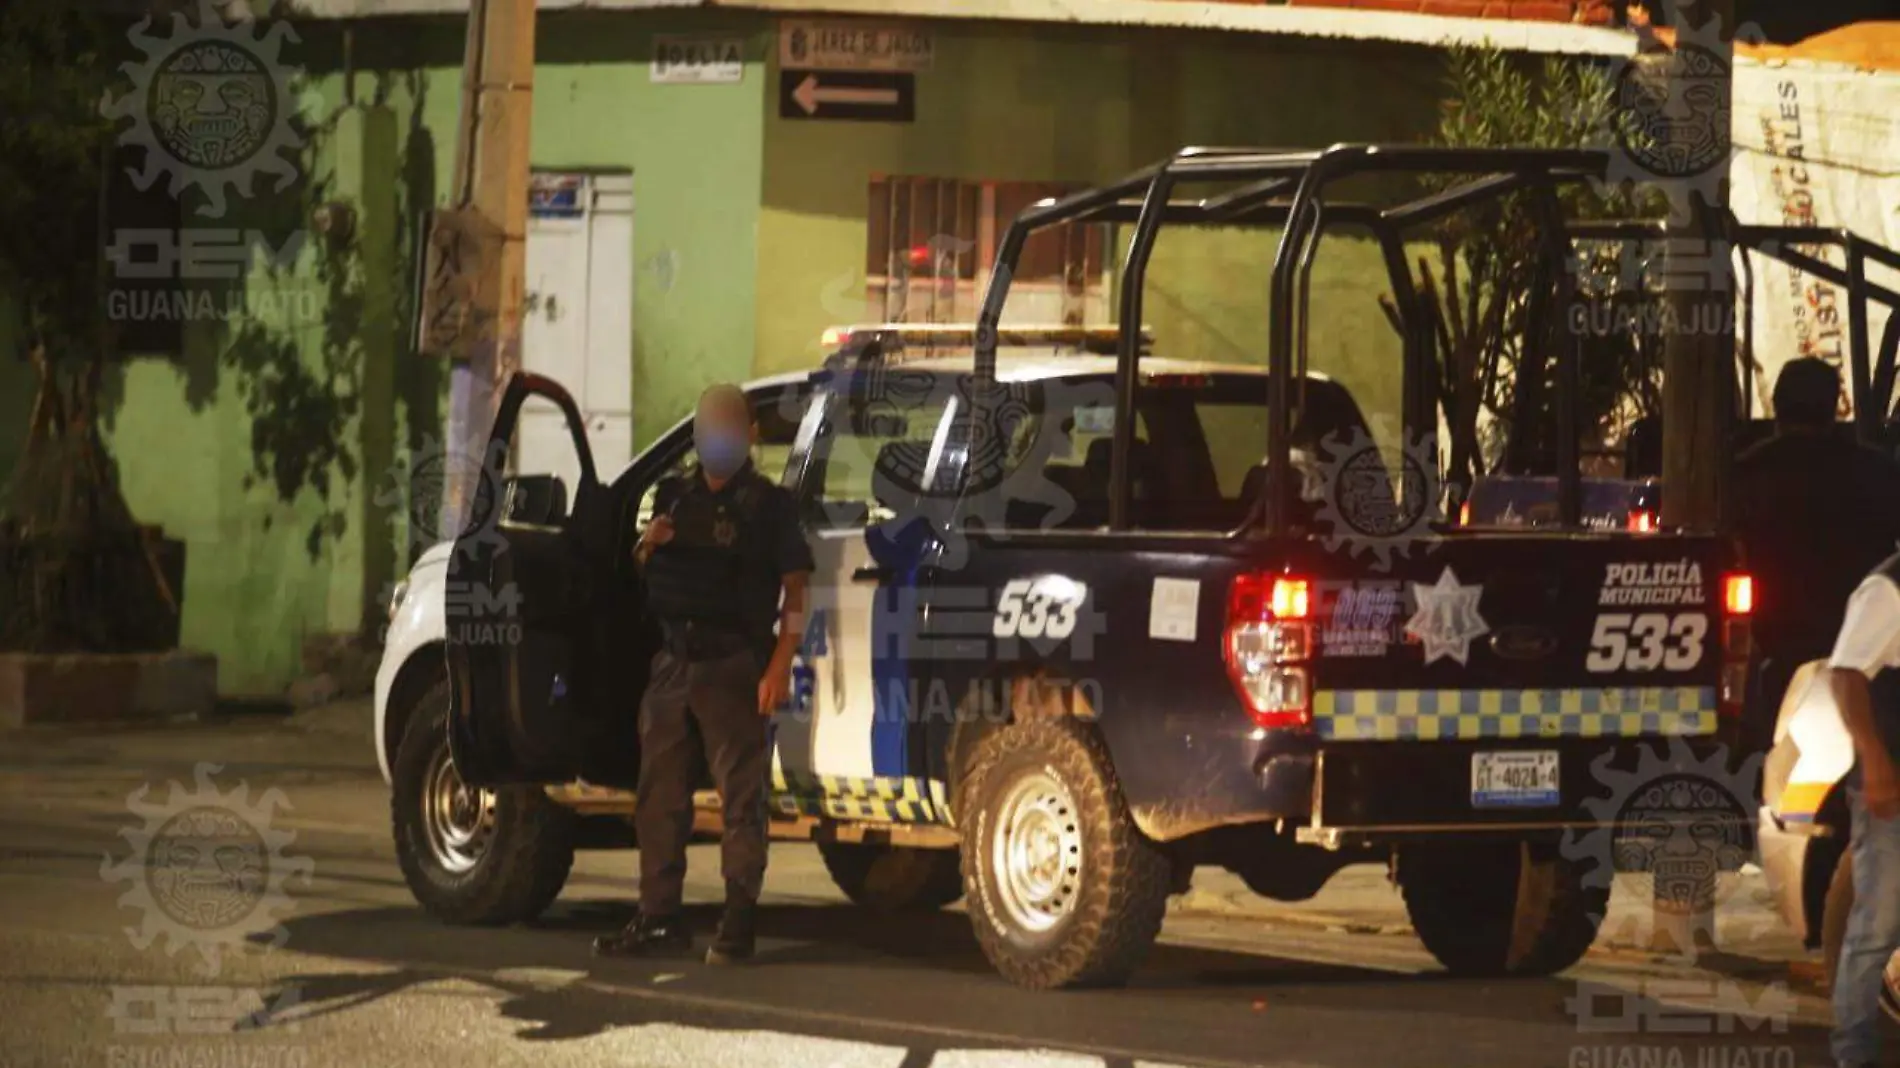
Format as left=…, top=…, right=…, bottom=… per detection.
left=820, top=322, right=1151, bottom=356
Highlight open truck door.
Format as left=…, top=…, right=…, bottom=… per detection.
left=446, top=372, right=647, bottom=788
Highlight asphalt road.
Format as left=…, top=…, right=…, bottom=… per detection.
left=0, top=712, right=1837, bottom=1068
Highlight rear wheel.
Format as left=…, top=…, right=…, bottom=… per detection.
left=1401, top=840, right=1605, bottom=977
left=392, top=682, right=577, bottom=925
left=960, top=718, right=1171, bottom=989
left=818, top=841, right=963, bottom=911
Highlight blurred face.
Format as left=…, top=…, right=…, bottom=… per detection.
left=693, top=386, right=754, bottom=479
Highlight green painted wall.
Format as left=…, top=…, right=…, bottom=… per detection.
left=8, top=12, right=1452, bottom=697
left=102, top=36, right=452, bottom=695
left=756, top=25, right=1443, bottom=426
left=79, top=10, right=771, bottom=695
left=534, top=12, right=771, bottom=448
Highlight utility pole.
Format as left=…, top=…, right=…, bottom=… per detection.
left=428, top=0, right=537, bottom=533
left=1653, top=0, right=1736, bottom=959
left=1657, top=0, right=1736, bottom=533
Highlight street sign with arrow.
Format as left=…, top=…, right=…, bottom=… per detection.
left=778, top=70, right=914, bottom=123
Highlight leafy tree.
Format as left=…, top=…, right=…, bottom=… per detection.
left=1388, top=46, right=1665, bottom=494
left=0, top=4, right=178, bottom=652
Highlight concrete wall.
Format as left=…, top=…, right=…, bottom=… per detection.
left=533, top=12, right=771, bottom=447
left=101, top=26, right=454, bottom=695
left=8, top=12, right=1446, bottom=696
left=64, top=10, right=771, bottom=695
left=756, top=23, right=1441, bottom=426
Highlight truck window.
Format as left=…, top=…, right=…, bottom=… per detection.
left=982, top=371, right=1369, bottom=533
left=802, top=373, right=957, bottom=529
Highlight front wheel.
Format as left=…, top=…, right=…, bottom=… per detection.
left=391, top=683, right=577, bottom=925
left=1401, top=840, right=1605, bottom=977
left=960, top=718, right=1171, bottom=989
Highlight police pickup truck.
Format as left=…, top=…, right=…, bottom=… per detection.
left=377, top=145, right=1750, bottom=990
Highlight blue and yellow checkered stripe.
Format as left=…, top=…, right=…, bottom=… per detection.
left=771, top=770, right=951, bottom=823
left=1312, top=686, right=1717, bottom=741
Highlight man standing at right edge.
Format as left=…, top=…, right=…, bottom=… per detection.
left=1819, top=552, right=1900, bottom=1068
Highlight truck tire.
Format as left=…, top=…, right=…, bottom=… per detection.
left=391, top=685, right=577, bottom=925
left=1821, top=851, right=1900, bottom=1022
left=818, top=841, right=964, bottom=912
left=1401, top=840, right=1605, bottom=977
left=960, top=718, right=1170, bottom=989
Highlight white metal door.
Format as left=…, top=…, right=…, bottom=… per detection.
left=521, top=171, right=635, bottom=495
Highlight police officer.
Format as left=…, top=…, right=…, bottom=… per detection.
left=1819, top=554, right=1900, bottom=1068
left=594, top=384, right=813, bottom=965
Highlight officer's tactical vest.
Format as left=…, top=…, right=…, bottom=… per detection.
left=643, top=471, right=770, bottom=632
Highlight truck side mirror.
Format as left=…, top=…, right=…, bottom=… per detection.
left=504, top=474, right=568, bottom=526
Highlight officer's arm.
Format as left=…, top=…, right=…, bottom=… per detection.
left=773, top=571, right=809, bottom=669
left=768, top=488, right=817, bottom=672
left=1823, top=575, right=1900, bottom=813
left=635, top=480, right=682, bottom=568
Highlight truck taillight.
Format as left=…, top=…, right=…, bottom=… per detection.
left=1226, top=574, right=1313, bottom=730
left=1720, top=572, right=1753, bottom=720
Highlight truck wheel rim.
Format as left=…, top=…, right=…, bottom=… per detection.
left=993, top=770, right=1083, bottom=934
left=423, top=746, right=495, bottom=874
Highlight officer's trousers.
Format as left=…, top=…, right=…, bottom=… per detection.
left=634, top=646, right=770, bottom=916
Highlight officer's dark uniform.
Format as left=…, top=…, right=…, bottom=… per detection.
left=1734, top=430, right=1900, bottom=754
left=635, top=460, right=813, bottom=917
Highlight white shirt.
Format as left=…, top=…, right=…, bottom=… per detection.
left=1829, top=574, right=1900, bottom=678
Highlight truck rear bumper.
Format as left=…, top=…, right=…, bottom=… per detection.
left=1303, top=735, right=1754, bottom=846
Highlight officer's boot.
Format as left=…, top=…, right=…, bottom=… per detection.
left=593, top=912, right=692, bottom=958
left=705, top=896, right=757, bottom=965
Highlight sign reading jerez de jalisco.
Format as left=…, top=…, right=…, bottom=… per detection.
left=779, top=20, right=934, bottom=72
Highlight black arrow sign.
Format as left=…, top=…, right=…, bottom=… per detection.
left=779, top=70, right=914, bottom=123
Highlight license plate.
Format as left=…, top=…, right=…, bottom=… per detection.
left=1471, top=750, right=1560, bottom=808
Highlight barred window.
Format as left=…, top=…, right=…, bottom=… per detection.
left=865, top=175, right=1107, bottom=324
